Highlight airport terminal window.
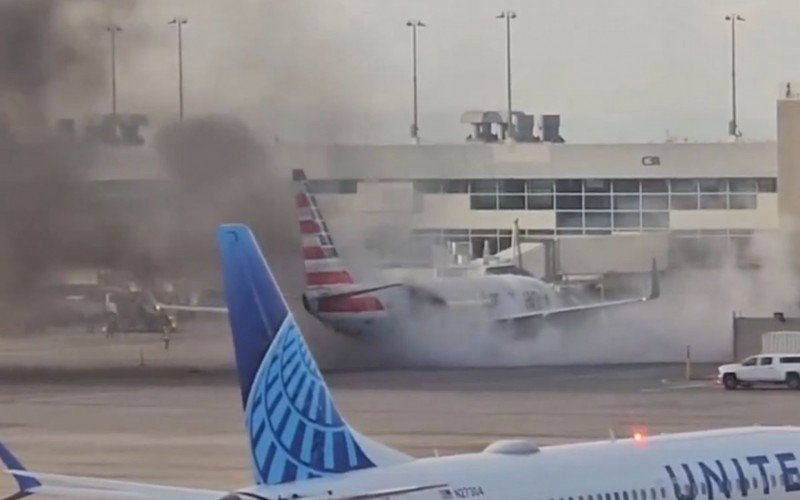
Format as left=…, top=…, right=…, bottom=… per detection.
left=729, top=193, right=756, bottom=209
left=671, top=179, right=698, bottom=193
left=585, top=179, right=611, bottom=192
left=470, top=179, right=498, bottom=193
left=642, top=179, right=668, bottom=193
left=699, top=178, right=727, bottom=192
left=308, top=179, right=358, bottom=194
left=699, top=194, right=727, bottom=209
left=585, top=212, right=612, bottom=228
left=614, top=212, right=640, bottom=229
left=585, top=195, right=611, bottom=210
left=642, top=212, right=669, bottom=228
left=557, top=212, right=583, bottom=228
left=757, top=178, right=777, bottom=192
left=730, top=178, right=757, bottom=192
left=527, top=179, right=555, bottom=193
left=642, top=195, right=669, bottom=210
left=613, top=195, right=640, bottom=210
left=414, top=179, right=443, bottom=193
left=613, top=179, right=639, bottom=193
left=470, top=195, right=497, bottom=210
left=443, top=179, right=469, bottom=193
left=527, top=195, right=554, bottom=210
left=671, top=194, right=698, bottom=210
left=557, top=195, right=583, bottom=210
left=557, top=179, right=583, bottom=193
left=499, top=195, right=525, bottom=210
left=501, top=179, right=526, bottom=193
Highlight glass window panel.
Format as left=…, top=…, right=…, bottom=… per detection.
left=757, top=178, right=777, bottom=193
left=729, top=194, right=757, bottom=210
left=413, top=179, right=442, bottom=193
left=556, top=229, right=584, bottom=235
left=614, top=212, right=640, bottom=228
left=585, top=229, right=612, bottom=235
left=340, top=180, right=358, bottom=194
left=642, top=195, right=669, bottom=210
left=584, top=179, right=611, bottom=192
left=556, top=179, right=582, bottom=193
left=585, top=212, right=611, bottom=228
left=699, top=178, right=727, bottom=192
left=500, top=179, right=525, bottom=193
left=499, top=195, right=525, bottom=209
left=527, top=195, right=554, bottom=210
left=470, top=195, right=497, bottom=210
left=443, top=179, right=468, bottom=193
left=585, top=195, right=611, bottom=210
left=526, top=179, right=554, bottom=193
left=556, top=212, right=582, bottom=228
left=613, top=179, right=639, bottom=193
left=470, top=179, right=498, bottom=193
left=642, top=212, right=669, bottom=228
left=671, top=179, right=698, bottom=193
left=556, top=195, right=583, bottom=210
left=642, top=179, right=668, bottom=193
left=671, top=194, right=698, bottom=210
left=613, top=195, right=640, bottom=210
left=443, top=228, right=469, bottom=235
left=498, top=237, right=512, bottom=251
left=729, top=178, right=757, bottom=192
left=699, top=194, right=728, bottom=209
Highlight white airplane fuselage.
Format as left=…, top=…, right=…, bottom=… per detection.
left=309, top=274, right=561, bottom=336
left=240, top=427, right=800, bottom=500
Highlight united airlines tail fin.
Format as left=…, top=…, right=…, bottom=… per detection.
left=216, top=224, right=409, bottom=486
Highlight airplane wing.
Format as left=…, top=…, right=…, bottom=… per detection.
left=156, top=303, right=229, bottom=314
left=495, top=260, right=660, bottom=322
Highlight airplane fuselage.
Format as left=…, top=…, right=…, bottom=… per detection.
left=239, top=427, right=800, bottom=500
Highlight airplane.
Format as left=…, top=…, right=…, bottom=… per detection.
left=3, top=223, right=800, bottom=500
left=291, top=169, right=660, bottom=335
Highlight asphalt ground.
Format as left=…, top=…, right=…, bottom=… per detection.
left=2, top=322, right=799, bottom=496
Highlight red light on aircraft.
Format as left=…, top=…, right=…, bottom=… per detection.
left=633, top=432, right=644, bottom=442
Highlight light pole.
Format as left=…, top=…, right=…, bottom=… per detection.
left=168, top=16, right=188, bottom=121
left=725, top=14, right=744, bottom=138
left=106, top=24, right=122, bottom=116
left=497, top=10, right=517, bottom=141
left=405, top=20, right=425, bottom=143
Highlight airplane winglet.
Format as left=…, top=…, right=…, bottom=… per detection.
left=648, top=258, right=660, bottom=301
left=0, top=442, right=41, bottom=499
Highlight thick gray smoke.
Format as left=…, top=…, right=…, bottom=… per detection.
left=0, top=1, right=109, bottom=317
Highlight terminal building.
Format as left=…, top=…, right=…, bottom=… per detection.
left=275, top=111, right=780, bottom=277
left=77, top=91, right=800, bottom=281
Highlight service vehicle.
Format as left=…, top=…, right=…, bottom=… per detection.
left=718, top=354, right=800, bottom=390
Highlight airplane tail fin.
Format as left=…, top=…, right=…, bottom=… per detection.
left=292, top=169, right=355, bottom=288
left=0, top=442, right=41, bottom=499
left=217, top=224, right=409, bottom=486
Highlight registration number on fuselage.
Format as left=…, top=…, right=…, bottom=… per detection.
left=449, top=485, right=485, bottom=498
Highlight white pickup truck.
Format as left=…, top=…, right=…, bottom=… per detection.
left=718, top=354, right=800, bottom=390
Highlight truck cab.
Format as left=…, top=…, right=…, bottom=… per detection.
left=718, top=354, right=800, bottom=390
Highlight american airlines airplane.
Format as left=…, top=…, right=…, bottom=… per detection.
left=292, top=169, right=660, bottom=336
left=3, top=223, right=800, bottom=500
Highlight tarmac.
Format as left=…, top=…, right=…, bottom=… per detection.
left=3, top=319, right=800, bottom=495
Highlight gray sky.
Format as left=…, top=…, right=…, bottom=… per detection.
left=53, top=0, right=800, bottom=144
